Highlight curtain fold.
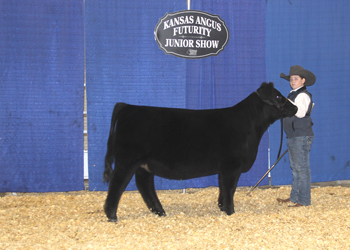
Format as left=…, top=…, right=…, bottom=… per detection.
left=0, top=0, right=85, bottom=192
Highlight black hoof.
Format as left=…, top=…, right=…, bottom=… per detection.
left=108, top=218, right=117, bottom=222
left=150, top=208, right=166, bottom=217
left=225, top=210, right=235, bottom=216
left=219, top=206, right=234, bottom=215
left=153, top=210, right=166, bottom=217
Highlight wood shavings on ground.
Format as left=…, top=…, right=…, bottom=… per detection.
left=1, top=186, right=349, bottom=249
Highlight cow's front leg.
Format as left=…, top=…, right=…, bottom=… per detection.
left=135, top=167, right=166, bottom=217
left=104, top=166, right=136, bottom=222
left=218, top=172, right=241, bottom=215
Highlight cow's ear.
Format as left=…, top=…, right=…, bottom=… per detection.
left=260, top=82, right=274, bottom=92
left=260, top=82, right=268, bottom=88
left=265, top=82, right=275, bottom=96
left=258, top=82, right=272, bottom=95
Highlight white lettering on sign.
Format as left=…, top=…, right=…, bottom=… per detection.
left=163, top=16, right=195, bottom=30
left=165, top=39, right=195, bottom=48
left=195, top=16, right=221, bottom=32
left=163, top=15, right=221, bottom=39
left=195, top=40, right=219, bottom=48
left=173, top=26, right=212, bottom=37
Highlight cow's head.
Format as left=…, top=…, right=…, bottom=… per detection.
left=256, top=82, right=297, bottom=118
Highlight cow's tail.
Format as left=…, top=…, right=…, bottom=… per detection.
left=103, top=102, right=127, bottom=183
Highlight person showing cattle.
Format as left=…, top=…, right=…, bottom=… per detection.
left=103, top=82, right=298, bottom=222
left=277, top=65, right=316, bottom=207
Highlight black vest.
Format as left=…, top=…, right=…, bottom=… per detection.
left=283, top=87, right=314, bottom=138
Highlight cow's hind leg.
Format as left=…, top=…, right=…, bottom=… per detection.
left=135, top=167, right=166, bottom=217
left=104, top=166, right=136, bottom=222
left=218, top=171, right=241, bottom=215
left=218, top=174, right=224, bottom=211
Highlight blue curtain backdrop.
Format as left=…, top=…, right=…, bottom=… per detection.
left=2, top=0, right=349, bottom=193
left=86, top=0, right=268, bottom=191
left=266, top=0, right=350, bottom=185
left=0, top=1, right=84, bottom=192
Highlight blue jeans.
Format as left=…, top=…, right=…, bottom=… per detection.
left=287, top=136, right=313, bottom=206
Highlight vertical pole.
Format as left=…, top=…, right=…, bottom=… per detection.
left=268, top=129, right=271, bottom=186
left=268, top=138, right=271, bottom=186
left=183, top=0, right=190, bottom=194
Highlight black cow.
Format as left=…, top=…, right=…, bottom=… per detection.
left=103, top=82, right=297, bottom=222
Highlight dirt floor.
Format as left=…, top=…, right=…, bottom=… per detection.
left=0, top=181, right=349, bottom=249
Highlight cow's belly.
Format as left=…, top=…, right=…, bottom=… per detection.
left=143, top=160, right=219, bottom=180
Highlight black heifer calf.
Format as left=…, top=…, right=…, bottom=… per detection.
left=103, top=82, right=297, bottom=222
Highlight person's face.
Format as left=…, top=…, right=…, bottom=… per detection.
left=289, top=75, right=305, bottom=90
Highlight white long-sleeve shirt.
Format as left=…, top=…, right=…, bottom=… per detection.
left=289, top=87, right=311, bottom=118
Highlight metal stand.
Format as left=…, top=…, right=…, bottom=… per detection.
left=246, top=149, right=288, bottom=196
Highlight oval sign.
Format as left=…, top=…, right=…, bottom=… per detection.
left=154, top=10, right=229, bottom=59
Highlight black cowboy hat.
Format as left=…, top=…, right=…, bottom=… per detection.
left=280, top=65, right=316, bottom=86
